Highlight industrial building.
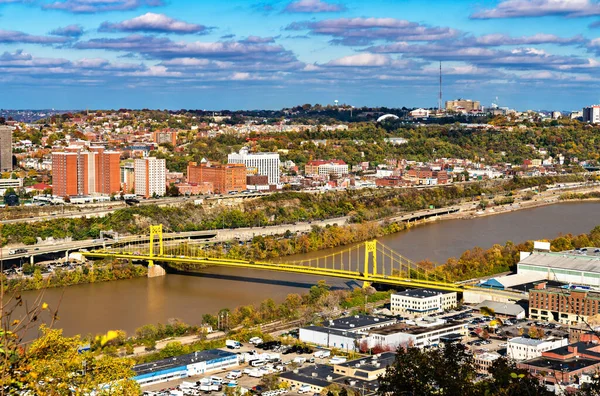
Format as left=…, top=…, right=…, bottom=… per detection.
left=517, top=248, right=600, bottom=287
left=133, top=349, right=238, bottom=387
left=390, top=288, right=457, bottom=316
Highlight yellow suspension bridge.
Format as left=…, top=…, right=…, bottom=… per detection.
left=83, top=225, right=469, bottom=292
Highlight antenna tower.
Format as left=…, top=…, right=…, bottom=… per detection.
left=438, top=61, right=442, bottom=112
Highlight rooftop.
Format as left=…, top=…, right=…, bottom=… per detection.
left=326, top=315, right=396, bottom=331
left=392, top=288, right=454, bottom=299
left=279, top=364, right=344, bottom=388
left=523, top=357, right=600, bottom=372
left=519, top=250, right=600, bottom=273
left=335, top=352, right=396, bottom=372
left=368, top=321, right=466, bottom=336
left=474, top=300, right=525, bottom=317
left=301, top=326, right=364, bottom=339
left=508, top=337, right=565, bottom=347
left=134, top=349, right=236, bottom=376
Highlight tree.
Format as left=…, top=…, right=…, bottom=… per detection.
left=378, top=342, right=477, bottom=396
left=3, top=325, right=139, bottom=395
left=481, top=357, right=554, bottom=396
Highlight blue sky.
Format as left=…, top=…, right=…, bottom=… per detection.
left=1, top=0, right=600, bottom=110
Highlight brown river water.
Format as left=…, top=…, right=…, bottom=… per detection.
left=14, top=201, right=600, bottom=338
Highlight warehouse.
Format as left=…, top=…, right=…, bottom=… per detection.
left=133, top=349, right=239, bottom=387
left=517, top=248, right=600, bottom=287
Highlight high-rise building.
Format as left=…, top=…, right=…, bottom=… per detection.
left=135, top=157, right=166, bottom=198
left=51, top=146, right=121, bottom=197
left=187, top=160, right=246, bottom=194
left=227, top=148, right=280, bottom=185
left=583, top=105, right=600, bottom=124
left=121, top=162, right=135, bottom=193
left=0, top=125, right=13, bottom=172
left=445, top=99, right=481, bottom=112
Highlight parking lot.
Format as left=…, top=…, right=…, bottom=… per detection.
left=141, top=341, right=334, bottom=396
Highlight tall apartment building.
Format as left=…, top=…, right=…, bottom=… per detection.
left=52, top=146, right=121, bottom=198
left=445, top=99, right=481, bottom=112
left=228, top=148, right=280, bottom=185
left=187, top=161, right=246, bottom=194
left=121, top=162, right=135, bottom=193
left=135, top=157, right=166, bottom=198
left=583, top=105, right=600, bottom=124
left=305, top=160, right=348, bottom=179
left=0, top=125, right=13, bottom=172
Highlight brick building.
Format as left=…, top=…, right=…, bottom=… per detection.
left=187, top=161, right=246, bottom=194
left=519, top=342, right=600, bottom=385
left=305, top=160, right=348, bottom=179
left=375, top=177, right=410, bottom=187
left=405, top=167, right=449, bottom=185
left=52, top=146, right=121, bottom=197
left=529, top=283, right=600, bottom=325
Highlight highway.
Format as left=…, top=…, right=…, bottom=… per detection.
left=0, top=216, right=349, bottom=262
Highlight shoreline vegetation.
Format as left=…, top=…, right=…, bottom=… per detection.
left=4, top=179, right=600, bottom=293
left=0, top=174, right=589, bottom=248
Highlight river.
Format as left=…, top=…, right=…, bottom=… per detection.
left=14, top=201, right=600, bottom=338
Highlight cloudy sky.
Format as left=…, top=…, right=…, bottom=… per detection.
left=1, top=0, right=600, bottom=110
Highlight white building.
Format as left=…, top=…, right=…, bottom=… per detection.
left=0, top=178, right=22, bottom=195
left=228, top=147, right=280, bottom=185
left=506, top=337, right=568, bottom=361
left=135, top=157, right=166, bottom=198
left=391, top=288, right=457, bottom=316
left=367, top=319, right=468, bottom=349
left=299, top=315, right=396, bottom=352
left=318, top=163, right=348, bottom=179
left=517, top=249, right=600, bottom=287
left=583, top=106, right=600, bottom=124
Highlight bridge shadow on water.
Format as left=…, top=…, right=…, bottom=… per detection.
left=165, top=266, right=361, bottom=291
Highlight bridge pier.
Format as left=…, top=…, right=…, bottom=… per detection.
left=148, top=264, right=166, bottom=277
left=30, top=255, right=35, bottom=265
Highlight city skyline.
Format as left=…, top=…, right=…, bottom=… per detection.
left=1, top=0, right=600, bottom=110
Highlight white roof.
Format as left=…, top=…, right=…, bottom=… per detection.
left=494, top=273, right=545, bottom=287
left=519, top=252, right=600, bottom=273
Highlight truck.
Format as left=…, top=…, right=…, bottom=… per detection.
left=247, top=369, right=263, bottom=378
left=293, top=356, right=306, bottom=365
left=313, top=350, right=331, bottom=359
left=226, top=339, right=242, bottom=349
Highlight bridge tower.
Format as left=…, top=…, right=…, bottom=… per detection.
left=148, top=225, right=166, bottom=278
left=363, top=240, right=377, bottom=288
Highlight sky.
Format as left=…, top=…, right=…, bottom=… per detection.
left=1, top=0, right=600, bottom=110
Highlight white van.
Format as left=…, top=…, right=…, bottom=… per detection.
left=250, top=359, right=266, bottom=367
left=329, top=356, right=347, bottom=364
left=226, top=370, right=242, bottom=380
left=298, top=385, right=311, bottom=394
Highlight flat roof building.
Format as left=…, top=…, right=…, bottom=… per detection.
left=367, top=319, right=468, bottom=349
left=391, top=288, right=457, bottom=316
left=133, top=349, right=238, bottom=387
left=228, top=147, right=280, bottom=185
left=135, top=157, right=166, bottom=198
left=507, top=337, right=569, bottom=361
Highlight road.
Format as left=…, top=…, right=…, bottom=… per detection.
left=0, top=217, right=349, bottom=262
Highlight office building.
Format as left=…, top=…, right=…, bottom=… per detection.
left=0, top=125, right=13, bottom=172
left=390, top=288, right=457, bottom=316
left=474, top=352, right=501, bottom=374
left=366, top=319, right=468, bottom=349
left=187, top=160, right=246, bottom=194
left=583, top=105, right=600, bottom=124
left=135, top=157, right=166, bottom=198
left=51, top=147, right=121, bottom=198
left=0, top=178, right=22, bottom=195
left=507, top=337, right=568, bottom=361
left=445, top=99, right=481, bottom=112
left=228, top=147, right=280, bottom=185
left=305, top=160, right=349, bottom=179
